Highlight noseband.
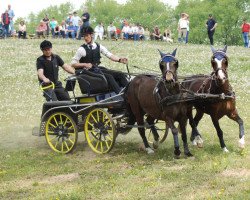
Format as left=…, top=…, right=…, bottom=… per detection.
left=211, top=51, right=228, bottom=81
left=159, top=54, right=178, bottom=81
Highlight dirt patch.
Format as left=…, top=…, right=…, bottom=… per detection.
left=0, top=173, right=80, bottom=191
left=221, top=169, right=250, bottom=178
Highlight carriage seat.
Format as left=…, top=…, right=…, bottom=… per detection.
left=67, top=69, right=110, bottom=95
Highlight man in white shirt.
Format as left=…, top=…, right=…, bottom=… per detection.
left=178, top=13, right=189, bottom=43
left=71, top=27, right=128, bottom=94
left=107, top=22, right=117, bottom=40
left=94, top=22, right=104, bottom=40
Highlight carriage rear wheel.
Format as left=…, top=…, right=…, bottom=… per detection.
left=45, top=112, right=78, bottom=154
left=84, top=108, right=116, bottom=154
left=146, top=121, right=169, bottom=145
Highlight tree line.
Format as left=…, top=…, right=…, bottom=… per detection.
left=14, top=0, right=249, bottom=45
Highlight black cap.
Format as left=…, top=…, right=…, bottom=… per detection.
left=81, top=26, right=94, bottom=36
left=40, top=40, right=52, bottom=50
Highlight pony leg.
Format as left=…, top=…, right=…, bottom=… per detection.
left=211, top=116, right=228, bottom=152
left=146, top=116, right=159, bottom=149
left=191, top=109, right=204, bottom=147
left=179, top=119, right=193, bottom=157
left=137, top=116, right=154, bottom=154
left=227, top=111, right=245, bottom=149
left=168, top=119, right=181, bottom=158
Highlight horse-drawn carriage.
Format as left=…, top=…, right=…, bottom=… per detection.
left=33, top=46, right=245, bottom=156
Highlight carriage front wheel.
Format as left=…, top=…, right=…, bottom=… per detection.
left=84, top=108, right=116, bottom=154
left=45, top=112, right=78, bottom=154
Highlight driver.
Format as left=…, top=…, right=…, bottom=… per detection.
left=36, top=40, right=75, bottom=101
left=71, top=26, right=128, bottom=94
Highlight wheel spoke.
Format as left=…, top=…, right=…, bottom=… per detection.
left=95, top=141, right=100, bottom=149
left=90, top=114, right=98, bottom=123
left=48, top=136, right=57, bottom=142
left=49, top=122, right=56, bottom=128
left=64, top=141, right=70, bottom=151
left=54, top=141, right=58, bottom=149
left=60, top=114, right=63, bottom=124
left=63, top=118, right=69, bottom=126
left=87, top=121, right=95, bottom=128
left=68, top=138, right=74, bottom=144
left=61, top=142, right=64, bottom=152
left=100, top=141, right=103, bottom=152
left=53, top=116, right=59, bottom=126
left=105, top=140, right=110, bottom=149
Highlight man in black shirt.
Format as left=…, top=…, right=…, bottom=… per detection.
left=36, top=40, right=75, bottom=101
left=206, top=14, right=217, bottom=45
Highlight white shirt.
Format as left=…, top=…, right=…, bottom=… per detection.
left=178, top=18, right=188, bottom=29
left=72, top=16, right=81, bottom=26
left=122, top=26, right=129, bottom=33
left=138, top=27, right=144, bottom=35
left=94, top=25, right=104, bottom=34
left=71, top=42, right=113, bottom=65
left=107, top=25, right=116, bottom=32
left=132, top=26, right=138, bottom=34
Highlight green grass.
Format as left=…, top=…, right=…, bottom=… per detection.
left=0, top=39, right=249, bottom=200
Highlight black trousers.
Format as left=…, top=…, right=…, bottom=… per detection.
left=208, top=30, right=215, bottom=45
left=100, top=68, right=128, bottom=94
left=43, top=82, right=70, bottom=101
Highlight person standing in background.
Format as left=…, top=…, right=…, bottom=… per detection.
left=206, top=14, right=217, bottom=45
left=241, top=18, right=250, bottom=48
left=7, top=4, right=15, bottom=36
left=81, top=7, right=90, bottom=28
left=177, top=13, right=188, bottom=43
left=1, top=10, right=10, bottom=38
left=43, top=14, right=50, bottom=37
left=186, top=15, right=190, bottom=43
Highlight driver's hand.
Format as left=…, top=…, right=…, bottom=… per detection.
left=119, top=58, right=128, bottom=64
left=43, top=78, right=51, bottom=84
left=85, top=63, right=92, bottom=69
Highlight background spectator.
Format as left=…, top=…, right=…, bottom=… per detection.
left=241, top=18, right=250, bottom=48
left=36, top=20, right=47, bottom=38
left=178, top=13, right=188, bottom=43
left=138, top=24, right=145, bottom=40
left=122, top=23, right=129, bottom=40
left=49, top=17, right=58, bottom=38
left=186, top=15, right=190, bottom=43
left=1, top=10, right=10, bottom=38
left=72, top=11, right=81, bottom=34
left=7, top=4, right=15, bottom=36
left=107, top=22, right=117, bottom=40
left=59, top=20, right=67, bottom=38
left=132, top=24, right=139, bottom=41
left=163, top=28, right=173, bottom=43
left=81, top=7, right=90, bottom=28
left=152, top=26, right=163, bottom=40
left=43, top=14, right=50, bottom=37
left=94, top=22, right=104, bottom=40
left=206, top=14, right=217, bottom=45
left=66, top=21, right=76, bottom=39
left=18, top=20, right=26, bottom=39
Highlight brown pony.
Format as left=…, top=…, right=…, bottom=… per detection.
left=124, top=49, right=193, bottom=157
left=182, top=46, right=245, bottom=152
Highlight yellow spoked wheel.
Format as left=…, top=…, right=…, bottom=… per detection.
left=146, top=121, right=169, bottom=145
left=45, top=112, right=78, bottom=154
left=84, top=108, right=116, bottom=154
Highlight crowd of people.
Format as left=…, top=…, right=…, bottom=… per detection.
left=1, top=4, right=250, bottom=47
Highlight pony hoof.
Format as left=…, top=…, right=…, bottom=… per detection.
left=238, top=137, right=245, bottom=149
left=191, top=140, right=197, bottom=146
left=195, top=136, right=204, bottom=148
left=174, top=149, right=181, bottom=157
left=223, top=147, right=229, bottom=153
left=153, top=141, right=159, bottom=149
left=146, top=147, right=154, bottom=154
left=185, top=152, right=193, bottom=157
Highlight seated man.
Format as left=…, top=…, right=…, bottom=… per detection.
left=152, top=26, right=163, bottom=40
left=71, top=26, right=128, bottom=94
left=66, top=21, right=76, bottom=39
left=18, top=20, right=27, bottom=39
left=107, top=22, right=117, bottom=40
left=36, top=20, right=47, bottom=38
left=36, top=40, right=75, bottom=101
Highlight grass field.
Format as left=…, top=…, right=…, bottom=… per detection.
left=0, top=39, right=249, bottom=200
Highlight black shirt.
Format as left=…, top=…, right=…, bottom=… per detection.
left=36, top=54, right=64, bottom=84
left=206, top=18, right=217, bottom=31
left=81, top=12, right=90, bottom=22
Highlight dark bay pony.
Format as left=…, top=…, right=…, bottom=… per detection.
left=182, top=46, right=245, bottom=152
left=124, top=49, right=193, bottom=157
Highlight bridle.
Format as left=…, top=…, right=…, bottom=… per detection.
left=159, top=54, right=178, bottom=82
